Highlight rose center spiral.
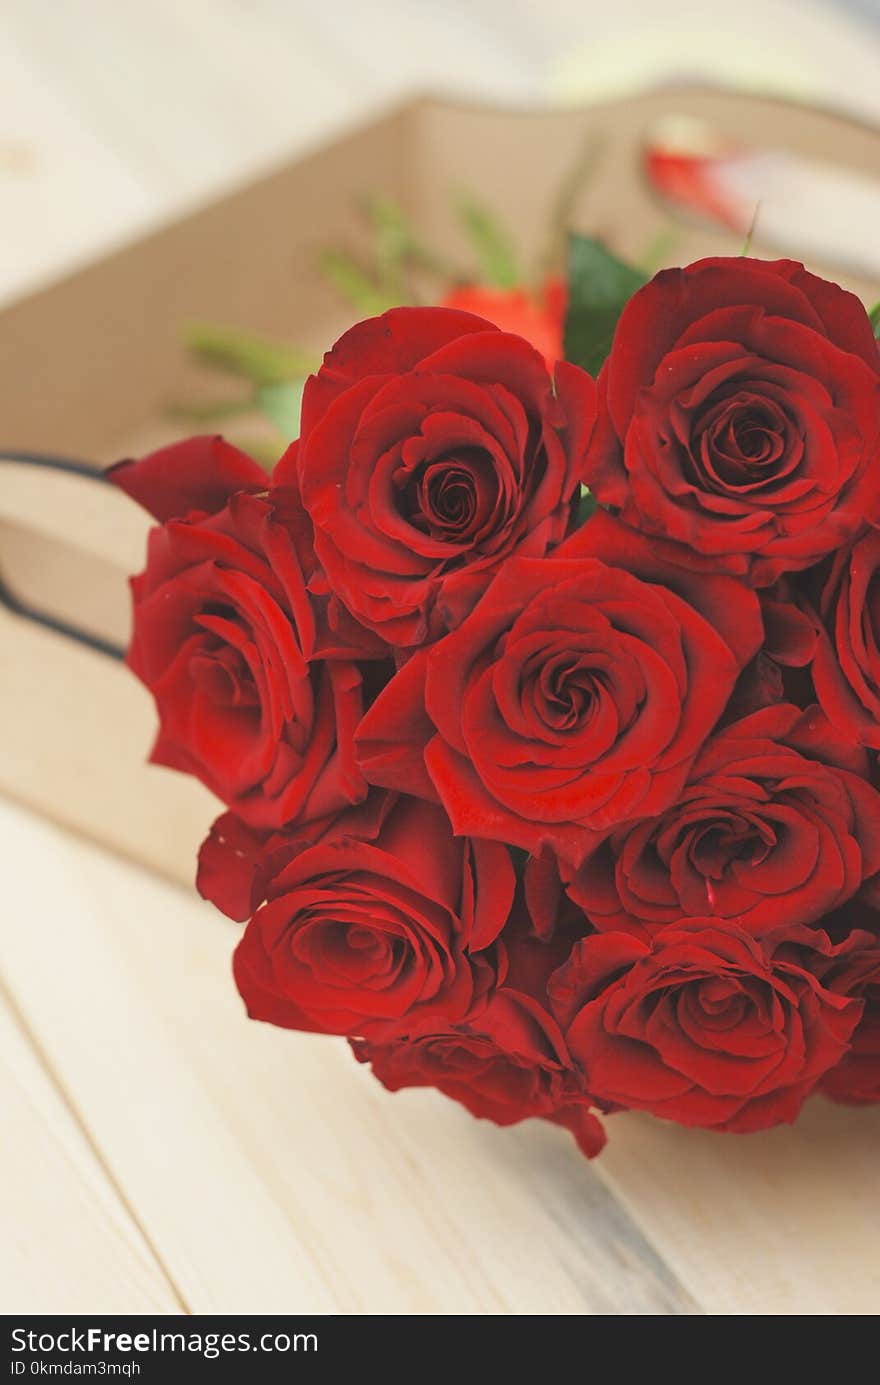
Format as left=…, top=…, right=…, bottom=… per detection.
left=190, top=603, right=259, bottom=709
left=537, top=655, right=601, bottom=731
left=404, top=448, right=498, bottom=543
left=693, top=392, right=792, bottom=493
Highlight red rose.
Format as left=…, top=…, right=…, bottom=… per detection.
left=759, top=578, right=822, bottom=671
left=440, top=277, right=566, bottom=370
left=110, top=433, right=267, bottom=520
left=276, top=306, right=595, bottom=647
left=357, top=511, right=761, bottom=865
left=112, top=436, right=382, bottom=831
left=233, top=796, right=514, bottom=1037
left=351, top=984, right=605, bottom=1158
left=196, top=791, right=393, bottom=923
left=818, top=922, right=880, bottom=1104
left=812, top=527, right=880, bottom=749
left=718, top=578, right=821, bottom=721
left=549, top=921, right=866, bottom=1132
left=567, top=705, right=880, bottom=938
left=583, top=258, right=880, bottom=586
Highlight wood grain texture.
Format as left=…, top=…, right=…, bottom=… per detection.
left=0, top=988, right=181, bottom=1314
left=597, top=1102, right=880, bottom=1315
left=0, top=800, right=697, bottom=1315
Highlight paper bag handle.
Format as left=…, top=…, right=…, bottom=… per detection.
left=0, top=452, right=125, bottom=661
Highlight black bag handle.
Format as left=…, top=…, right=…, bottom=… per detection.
left=0, top=452, right=125, bottom=661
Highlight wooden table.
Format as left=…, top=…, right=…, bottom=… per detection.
left=2, top=0, right=880, bottom=1317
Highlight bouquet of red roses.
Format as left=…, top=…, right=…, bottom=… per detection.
left=112, top=251, right=880, bottom=1158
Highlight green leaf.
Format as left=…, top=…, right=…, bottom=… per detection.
left=368, top=194, right=413, bottom=254
left=563, top=235, right=647, bottom=376
left=319, top=251, right=398, bottom=315
left=455, top=194, right=520, bottom=290
left=573, top=483, right=597, bottom=528
left=166, top=395, right=257, bottom=424
left=367, top=194, right=414, bottom=298
left=869, top=301, right=880, bottom=338
left=185, top=324, right=317, bottom=386
left=256, top=380, right=304, bottom=441
left=366, top=194, right=467, bottom=292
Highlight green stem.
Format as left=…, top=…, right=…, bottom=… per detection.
left=184, top=323, right=319, bottom=385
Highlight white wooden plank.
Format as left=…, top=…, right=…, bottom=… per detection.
left=0, top=23, right=156, bottom=305
left=0, top=988, right=181, bottom=1314
left=595, top=1100, right=880, bottom=1316
left=0, top=798, right=696, bottom=1314
left=3, top=1, right=361, bottom=196
left=0, top=1, right=364, bottom=305
left=0, top=801, right=338, bottom=1314
left=291, top=0, right=534, bottom=102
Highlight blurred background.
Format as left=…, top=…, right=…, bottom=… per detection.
left=2, top=0, right=880, bottom=307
